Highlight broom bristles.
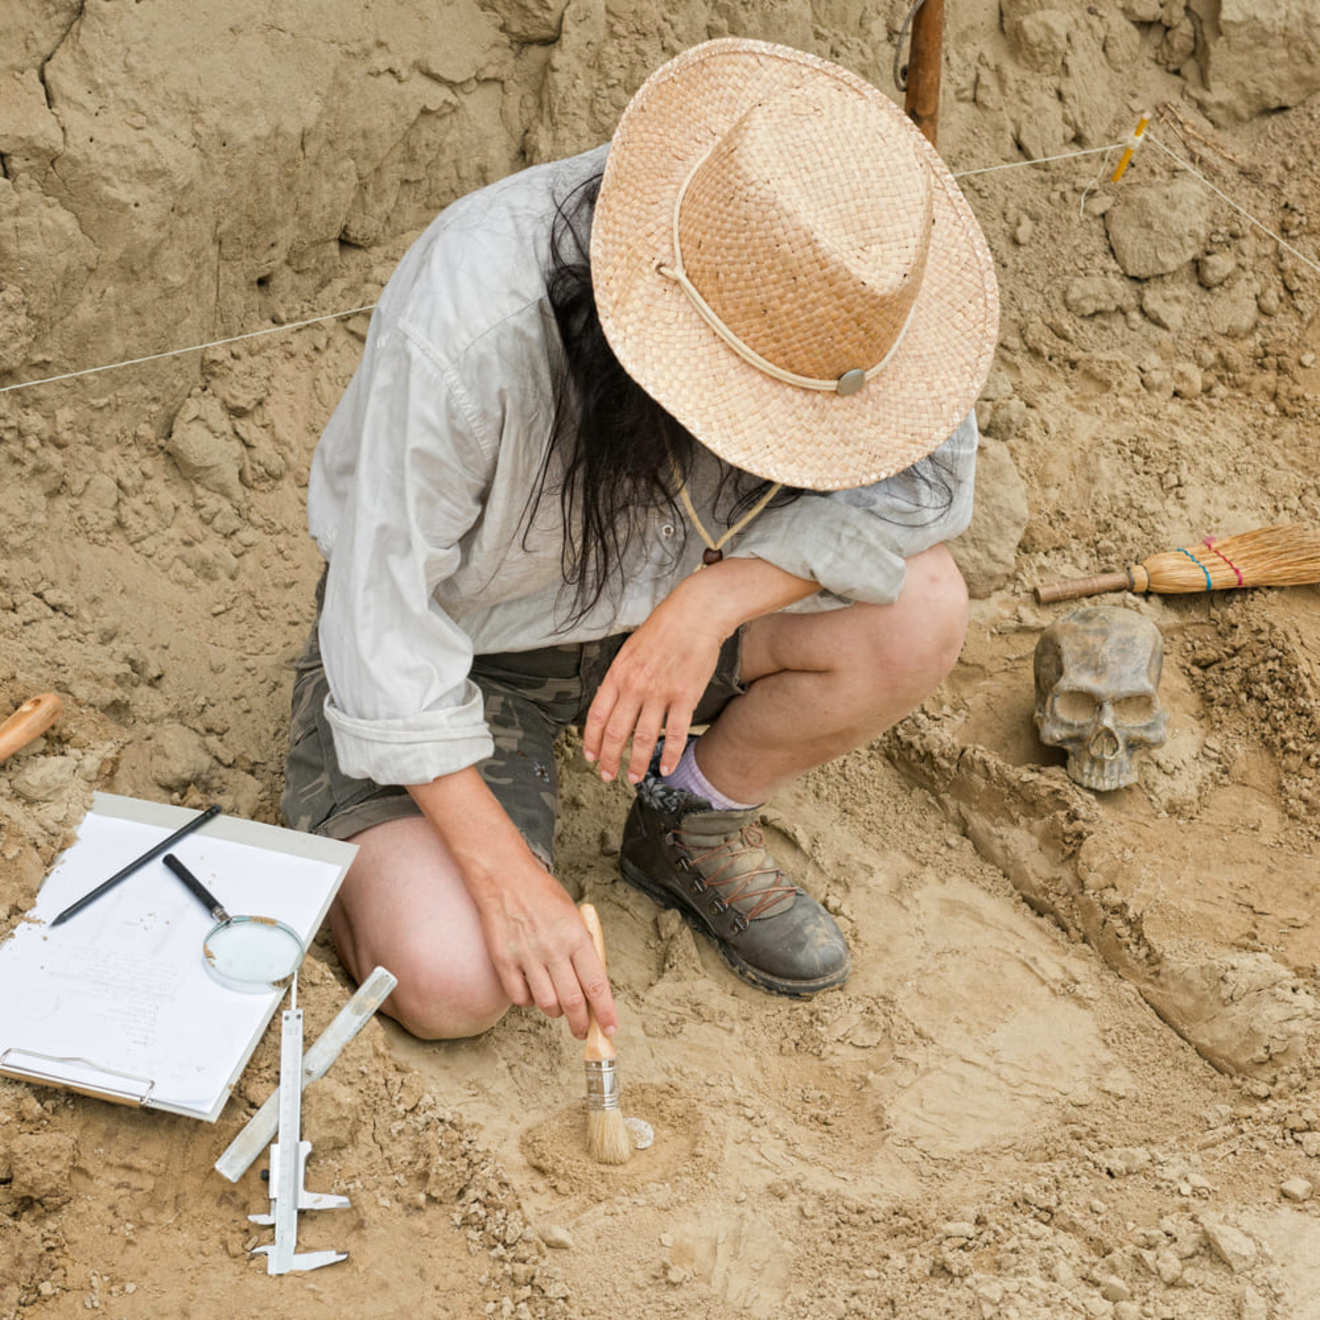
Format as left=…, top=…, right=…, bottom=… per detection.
left=1139, top=524, right=1320, bottom=594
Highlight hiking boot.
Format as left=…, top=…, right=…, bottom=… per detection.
left=619, top=777, right=850, bottom=997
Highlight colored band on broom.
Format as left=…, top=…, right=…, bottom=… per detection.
left=1035, top=524, right=1320, bottom=604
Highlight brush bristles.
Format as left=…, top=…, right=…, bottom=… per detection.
left=1139, top=524, right=1320, bottom=594
left=586, top=1106, right=634, bottom=1165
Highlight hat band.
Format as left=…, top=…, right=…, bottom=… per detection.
left=656, top=144, right=917, bottom=396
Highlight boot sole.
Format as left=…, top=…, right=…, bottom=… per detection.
left=619, top=857, right=850, bottom=999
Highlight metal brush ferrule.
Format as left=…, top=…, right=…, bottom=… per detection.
left=584, top=1058, right=620, bottom=1111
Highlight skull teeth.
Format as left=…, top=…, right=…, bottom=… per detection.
left=1067, top=753, right=1137, bottom=792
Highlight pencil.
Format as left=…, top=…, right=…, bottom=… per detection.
left=50, top=804, right=223, bottom=927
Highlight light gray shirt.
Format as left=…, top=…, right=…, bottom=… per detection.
left=307, top=145, right=978, bottom=787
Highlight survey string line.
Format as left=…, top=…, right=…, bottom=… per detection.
left=952, top=142, right=1126, bottom=179
left=0, top=133, right=1315, bottom=399
left=0, top=303, right=379, bottom=396
left=1144, top=132, right=1320, bottom=279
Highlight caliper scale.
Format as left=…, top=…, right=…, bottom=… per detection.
left=248, top=984, right=349, bottom=1274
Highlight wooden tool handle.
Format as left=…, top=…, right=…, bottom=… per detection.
left=0, top=692, right=62, bottom=763
left=579, top=902, right=615, bottom=1064
left=1034, top=571, right=1132, bottom=604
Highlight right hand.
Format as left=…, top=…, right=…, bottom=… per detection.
left=467, top=850, right=617, bottom=1040
left=408, top=766, right=618, bottom=1039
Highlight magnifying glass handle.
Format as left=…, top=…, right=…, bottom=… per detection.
left=163, top=853, right=231, bottom=924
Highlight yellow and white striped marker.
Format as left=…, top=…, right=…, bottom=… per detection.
left=1110, top=113, right=1150, bottom=183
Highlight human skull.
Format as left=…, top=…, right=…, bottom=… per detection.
left=1034, top=607, right=1168, bottom=792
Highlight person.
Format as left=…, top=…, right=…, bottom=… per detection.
left=282, top=38, right=998, bottom=1043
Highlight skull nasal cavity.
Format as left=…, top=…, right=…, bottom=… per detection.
left=1089, top=727, right=1120, bottom=758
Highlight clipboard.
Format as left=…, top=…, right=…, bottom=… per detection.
left=0, top=793, right=356, bottom=1121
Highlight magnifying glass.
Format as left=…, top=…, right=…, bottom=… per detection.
left=163, top=853, right=305, bottom=994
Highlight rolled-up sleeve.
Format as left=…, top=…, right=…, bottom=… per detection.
left=317, top=326, right=498, bottom=785
left=731, top=412, right=979, bottom=605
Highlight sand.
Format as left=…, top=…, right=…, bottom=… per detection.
left=2, top=1, right=1320, bottom=1317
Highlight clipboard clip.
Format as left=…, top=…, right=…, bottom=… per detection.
left=0, top=1048, right=157, bottom=1107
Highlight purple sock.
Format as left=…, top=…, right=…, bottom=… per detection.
left=660, top=740, right=760, bottom=811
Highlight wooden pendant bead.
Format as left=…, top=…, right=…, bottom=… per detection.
left=702, top=548, right=723, bottom=566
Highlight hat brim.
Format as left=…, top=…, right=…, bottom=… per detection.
left=590, top=39, right=999, bottom=492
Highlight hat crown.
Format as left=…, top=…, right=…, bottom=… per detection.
left=676, top=80, right=933, bottom=381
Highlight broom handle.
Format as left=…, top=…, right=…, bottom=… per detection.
left=1034, top=571, right=1134, bottom=604
left=580, top=903, right=615, bottom=1064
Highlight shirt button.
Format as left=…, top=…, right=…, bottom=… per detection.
left=660, top=523, right=675, bottom=539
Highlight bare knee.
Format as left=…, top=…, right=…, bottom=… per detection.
left=907, top=544, right=969, bottom=679
left=386, top=950, right=511, bottom=1040
left=331, top=816, right=511, bottom=1041
left=844, top=545, right=968, bottom=692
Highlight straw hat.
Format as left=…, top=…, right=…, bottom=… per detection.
left=590, top=39, right=999, bottom=492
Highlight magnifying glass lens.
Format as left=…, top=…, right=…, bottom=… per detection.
left=205, top=917, right=304, bottom=993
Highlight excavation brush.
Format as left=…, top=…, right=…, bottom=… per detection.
left=1035, top=524, right=1320, bottom=604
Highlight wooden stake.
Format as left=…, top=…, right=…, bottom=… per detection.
left=904, top=0, right=945, bottom=148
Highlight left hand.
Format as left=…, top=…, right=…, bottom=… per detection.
left=582, top=585, right=726, bottom=785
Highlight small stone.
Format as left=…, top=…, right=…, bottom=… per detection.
left=1100, top=1276, right=1132, bottom=1302
left=1083, top=1298, right=1114, bottom=1319
left=1113, top=1306, right=1140, bottom=1320
left=1299, top=1133, right=1320, bottom=1157
left=1014, top=214, right=1034, bottom=245
left=1301, top=352, right=1317, bottom=369
left=1064, top=274, right=1135, bottom=317
left=1140, top=284, right=1186, bottom=331
left=1154, top=1250, right=1182, bottom=1284
left=1171, top=362, right=1202, bottom=399
left=1280, top=1176, right=1313, bottom=1202
left=1106, top=178, right=1212, bottom=277
left=659, top=1232, right=674, bottom=1248
left=538, top=1226, right=573, bottom=1250
left=1198, top=251, right=1237, bottom=287
left=1258, top=288, right=1281, bottom=316
left=665, top=1266, right=688, bottom=1285
left=942, top=1221, right=977, bottom=1238
left=1202, top=1219, right=1257, bottom=1273
left=1090, top=1200, right=1107, bottom=1215
left=12, top=755, right=78, bottom=803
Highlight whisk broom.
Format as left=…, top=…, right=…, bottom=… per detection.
left=1035, top=524, right=1320, bottom=604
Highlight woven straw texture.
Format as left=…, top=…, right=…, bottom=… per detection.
left=591, top=39, right=999, bottom=492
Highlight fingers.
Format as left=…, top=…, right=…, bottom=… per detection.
left=624, top=702, right=667, bottom=786
left=594, top=693, right=643, bottom=783
left=571, top=943, right=617, bottom=1038
left=523, top=963, right=563, bottom=1020
left=548, top=959, right=589, bottom=1039
left=581, top=683, right=615, bottom=768
left=658, top=710, right=693, bottom=778
left=495, top=961, right=533, bottom=1011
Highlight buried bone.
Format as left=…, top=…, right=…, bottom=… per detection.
left=1033, top=607, right=1167, bottom=791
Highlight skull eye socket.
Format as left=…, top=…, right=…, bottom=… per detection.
left=1113, top=694, right=1156, bottom=723
left=1053, top=690, right=1098, bottom=722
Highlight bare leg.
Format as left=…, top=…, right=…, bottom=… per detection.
left=329, top=814, right=510, bottom=1040
left=697, top=544, right=969, bottom=803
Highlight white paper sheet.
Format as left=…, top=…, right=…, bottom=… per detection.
left=0, top=795, right=355, bottom=1121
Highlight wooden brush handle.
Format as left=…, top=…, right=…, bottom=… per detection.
left=0, top=692, right=62, bottom=763
left=579, top=902, right=615, bottom=1064
left=1034, top=570, right=1133, bottom=604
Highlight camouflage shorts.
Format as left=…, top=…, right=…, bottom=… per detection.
left=280, top=574, right=745, bottom=868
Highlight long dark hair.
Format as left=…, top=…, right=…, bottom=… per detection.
left=530, top=171, right=955, bottom=624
